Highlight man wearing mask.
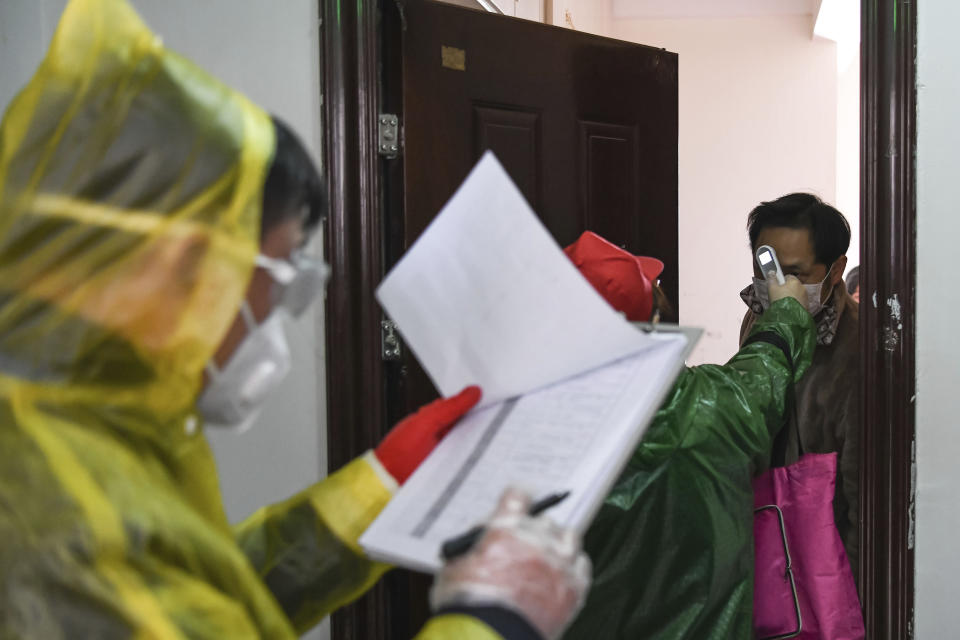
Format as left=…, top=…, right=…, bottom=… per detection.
left=739, top=193, right=861, bottom=580
left=0, top=1, right=589, bottom=638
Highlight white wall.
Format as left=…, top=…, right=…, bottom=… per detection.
left=551, top=0, right=612, bottom=35
left=613, top=0, right=816, bottom=20
left=835, top=39, right=860, bottom=273
left=814, top=0, right=861, bottom=275
left=0, top=2, right=328, bottom=638
left=611, top=15, right=850, bottom=364
left=436, top=0, right=611, bottom=31
left=915, top=1, right=960, bottom=636
left=488, top=0, right=543, bottom=21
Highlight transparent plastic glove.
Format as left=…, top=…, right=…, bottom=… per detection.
left=768, top=273, right=809, bottom=309
left=374, top=386, right=481, bottom=484
left=430, top=488, right=592, bottom=640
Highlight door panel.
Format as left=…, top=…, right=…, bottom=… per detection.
left=473, top=104, right=541, bottom=208
left=579, top=120, right=640, bottom=243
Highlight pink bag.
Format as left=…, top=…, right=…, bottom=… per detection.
left=753, top=452, right=865, bottom=639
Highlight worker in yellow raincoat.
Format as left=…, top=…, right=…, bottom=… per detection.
left=0, top=0, right=590, bottom=638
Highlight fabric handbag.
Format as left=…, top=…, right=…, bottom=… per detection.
left=745, top=332, right=865, bottom=640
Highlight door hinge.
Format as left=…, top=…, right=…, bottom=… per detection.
left=381, top=319, right=403, bottom=361
left=378, top=114, right=401, bottom=159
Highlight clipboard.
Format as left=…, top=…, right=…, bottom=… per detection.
left=633, top=322, right=704, bottom=363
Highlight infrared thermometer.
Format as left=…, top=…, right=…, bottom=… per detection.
left=755, top=245, right=786, bottom=285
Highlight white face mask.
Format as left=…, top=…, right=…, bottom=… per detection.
left=752, top=266, right=835, bottom=316
left=196, top=302, right=292, bottom=432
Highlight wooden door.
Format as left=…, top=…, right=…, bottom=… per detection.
left=396, top=2, right=677, bottom=288
left=386, top=0, right=678, bottom=413
left=376, top=2, right=679, bottom=637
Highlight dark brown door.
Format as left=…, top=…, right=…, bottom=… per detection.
left=387, top=0, right=678, bottom=412
left=395, top=2, right=678, bottom=287
left=375, top=2, right=679, bottom=637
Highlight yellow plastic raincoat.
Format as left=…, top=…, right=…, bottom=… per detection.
left=0, top=1, right=502, bottom=637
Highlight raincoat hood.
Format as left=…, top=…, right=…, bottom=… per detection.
left=0, top=0, right=274, bottom=425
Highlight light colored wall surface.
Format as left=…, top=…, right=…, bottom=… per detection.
left=514, top=0, right=544, bottom=22
left=489, top=0, right=543, bottom=21
left=835, top=41, right=860, bottom=275
left=0, top=2, right=328, bottom=638
left=551, top=0, right=612, bottom=35
left=915, top=1, right=960, bottom=636
left=611, top=15, right=846, bottom=364
left=434, top=0, right=543, bottom=21
left=612, top=0, right=816, bottom=20
left=433, top=0, right=488, bottom=11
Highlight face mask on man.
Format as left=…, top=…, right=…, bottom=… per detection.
left=752, top=264, right=835, bottom=316
left=197, top=252, right=329, bottom=432
left=197, top=301, right=292, bottom=432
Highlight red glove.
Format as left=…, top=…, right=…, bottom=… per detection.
left=374, top=386, right=482, bottom=485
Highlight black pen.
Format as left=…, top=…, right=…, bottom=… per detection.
left=440, top=491, right=571, bottom=561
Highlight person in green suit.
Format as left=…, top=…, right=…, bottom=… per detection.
left=562, top=232, right=815, bottom=639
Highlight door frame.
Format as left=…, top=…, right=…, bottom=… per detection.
left=320, top=0, right=390, bottom=636
left=858, top=1, right=916, bottom=637
left=320, top=0, right=918, bottom=637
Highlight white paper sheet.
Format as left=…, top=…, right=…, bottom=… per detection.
left=359, top=335, right=689, bottom=573
left=376, top=152, right=658, bottom=405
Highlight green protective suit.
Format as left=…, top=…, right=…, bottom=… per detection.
left=0, top=1, right=500, bottom=638
left=563, top=298, right=816, bottom=639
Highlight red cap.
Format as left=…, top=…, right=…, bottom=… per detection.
left=564, top=231, right=664, bottom=322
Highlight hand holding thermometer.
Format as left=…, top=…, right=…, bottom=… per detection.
left=755, top=245, right=786, bottom=285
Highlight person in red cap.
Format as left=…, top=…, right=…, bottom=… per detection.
left=561, top=231, right=816, bottom=640
left=563, top=231, right=667, bottom=323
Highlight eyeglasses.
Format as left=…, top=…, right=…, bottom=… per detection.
left=255, top=252, right=330, bottom=317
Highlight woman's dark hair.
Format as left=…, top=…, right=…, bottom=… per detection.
left=747, top=193, right=850, bottom=267
left=651, top=282, right=677, bottom=323
left=846, top=266, right=860, bottom=295
left=260, top=116, right=326, bottom=237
